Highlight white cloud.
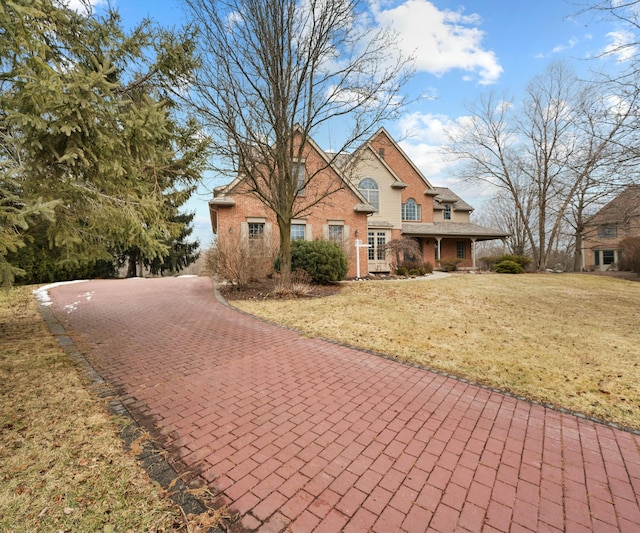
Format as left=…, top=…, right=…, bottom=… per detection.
left=602, top=30, right=637, bottom=62
left=552, top=37, right=579, bottom=54
left=372, top=0, right=503, bottom=85
left=55, top=0, right=107, bottom=13
left=396, top=111, right=463, bottom=178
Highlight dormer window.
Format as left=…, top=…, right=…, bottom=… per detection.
left=443, top=204, right=452, bottom=220
left=358, top=178, right=379, bottom=212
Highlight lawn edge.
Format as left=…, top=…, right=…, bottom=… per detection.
left=214, top=278, right=640, bottom=437
left=36, top=297, right=228, bottom=532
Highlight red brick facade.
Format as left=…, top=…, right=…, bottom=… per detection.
left=210, top=128, right=508, bottom=277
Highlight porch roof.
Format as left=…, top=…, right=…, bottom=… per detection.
left=402, top=222, right=510, bottom=241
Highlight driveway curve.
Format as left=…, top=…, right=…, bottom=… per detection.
left=48, top=276, right=640, bottom=532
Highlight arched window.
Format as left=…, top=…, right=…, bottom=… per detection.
left=358, top=178, right=379, bottom=212
left=402, top=198, right=420, bottom=221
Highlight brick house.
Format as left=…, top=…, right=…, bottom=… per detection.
left=209, top=128, right=509, bottom=278
left=580, top=185, right=640, bottom=271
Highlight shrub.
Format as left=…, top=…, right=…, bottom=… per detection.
left=290, top=239, right=348, bottom=284
left=440, top=258, right=462, bottom=272
left=207, top=230, right=275, bottom=288
left=480, top=254, right=532, bottom=271
left=270, top=269, right=313, bottom=298
left=493, top=259, right=524, bottom=274
left=498, top=254, right=531, bottom=269
left=396, top=265, right=408, bottom=276
left=399, top=260, right=433, bottom=276
left=620, top=236, right=640, bottom=274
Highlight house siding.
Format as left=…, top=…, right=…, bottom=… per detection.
left=212, top=142, right=370, bottom=278
left=210, top=127, right=508, bottom=278
left=370, top=131, right=435, bottom=224
left=581, top=186, right=640, bottom=271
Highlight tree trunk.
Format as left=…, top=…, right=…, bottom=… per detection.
left=277, top=217, right=292, bottom=288
left=127, top=251, right=138, bottom=278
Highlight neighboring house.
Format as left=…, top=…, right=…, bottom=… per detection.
left=209, top=128, right=509, bottom=278
left=580, top=185, right=640, bottom=271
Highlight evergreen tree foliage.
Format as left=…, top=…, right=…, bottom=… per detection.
left=0, top=0, right=206, bottom=285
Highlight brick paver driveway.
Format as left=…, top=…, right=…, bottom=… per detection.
left=48, top=276, right=640, bottom=532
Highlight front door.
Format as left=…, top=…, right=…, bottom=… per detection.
left=368, top=230, right=391, bottom=272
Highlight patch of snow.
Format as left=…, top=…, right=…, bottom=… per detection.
left=33, top=279, right=88, bottom=307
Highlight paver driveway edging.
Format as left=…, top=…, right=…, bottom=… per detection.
left=35, top=283, right=221, bottom=527
left=46, top=276, right=640, bottom=533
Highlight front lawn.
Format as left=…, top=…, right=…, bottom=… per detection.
left=232, top=273, right=640, bottom=430
left=0, top=286, right=185, bottom=531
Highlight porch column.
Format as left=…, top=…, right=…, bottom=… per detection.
left=435, top=237, right=442, bottom=261
left=471, top=238, right=477, bottom=269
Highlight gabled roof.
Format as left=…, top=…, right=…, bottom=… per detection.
left=432, top=187, right=474, bottom=212
left=371, top=127, right=435, bottom=191
left=210, top=127, right=372, bottom=208
left=586, top=185, right=640, bottom=225
left=338, top=142, right=409, bottom=189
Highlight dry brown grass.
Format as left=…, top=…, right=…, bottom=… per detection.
left=0, top=286, right=184, bottom=532
left=233, top=273, right=640, bottom=430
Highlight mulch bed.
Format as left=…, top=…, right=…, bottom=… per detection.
left=217, top=278, right=343, bottom=301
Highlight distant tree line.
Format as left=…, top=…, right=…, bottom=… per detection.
left=455, top=1, right=640, bottom=271
left=449, top=60, right=640, bottom=272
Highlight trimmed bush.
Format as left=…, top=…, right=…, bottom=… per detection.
left=498, top=254, right=531, bottom=269
left=493, top=259, right=524, bottom=274
left=290, top=239, right=348, bottom=284
left=399, top=260, right=433, bottom=276
left=440, top=258, right=462, bottom=272
left=480, top=254, right=532, bottom=271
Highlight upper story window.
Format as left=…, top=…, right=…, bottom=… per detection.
left=291, top=224, right=306, bottom=241
left=358, top=178, right=379, bottom=212
left=598, top=224, right=617, bottom=239
left=402, top=198, right=421, bottom=221
left=293, top=160, right=305, bottom=195
left=443, top=204, right=452, bottom=220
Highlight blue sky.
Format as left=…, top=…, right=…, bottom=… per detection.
left=77, top=0, right=633, bottom=246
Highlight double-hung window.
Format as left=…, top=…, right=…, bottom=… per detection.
left=291, top=224, right=306, bottom=241
left=328, top=225, right=344, bottom=243
left=598, top=224, right=617, bottom=238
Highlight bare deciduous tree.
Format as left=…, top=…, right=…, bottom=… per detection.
left=182, top=0, right=413, bottom=286
left=447, top=61, right=635, bottom=270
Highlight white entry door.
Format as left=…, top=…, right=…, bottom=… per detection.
left=368, top=230, right=391, bottom=272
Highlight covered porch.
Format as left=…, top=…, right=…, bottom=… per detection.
left=402, top=222, right=510, bottom=269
